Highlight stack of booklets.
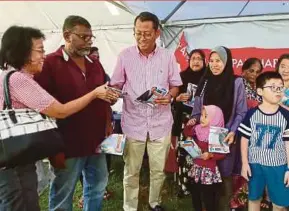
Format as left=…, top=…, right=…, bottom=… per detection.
left=183, top=83, right=198, bottom=108
left=99, top=134, right=126, bottom=155
left=208, top=126, right=230, bottom=154
left=136, top=87, right=168, bottom=107
left=180, top=138, right=202, bottom=159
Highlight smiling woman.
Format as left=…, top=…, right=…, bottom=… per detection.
left=0, top=25, right=114, bottom=211
left=275, top=54, right=289, bottom=107
left=189, top=46, right=248, bottom=211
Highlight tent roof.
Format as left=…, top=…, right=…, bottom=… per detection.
left=1, top=1, right=289, bottom=34
left=124, top=1, right=289, bottom=23
left=0, top=1, right=135, bottom=34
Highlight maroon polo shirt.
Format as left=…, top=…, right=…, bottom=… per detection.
left=35, top=46, right=108, bottom=158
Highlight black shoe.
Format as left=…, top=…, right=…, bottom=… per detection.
left=149, top=205, right=165, bottom=211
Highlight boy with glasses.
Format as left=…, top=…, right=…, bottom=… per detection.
left=238, top=71, right=289, bottom=211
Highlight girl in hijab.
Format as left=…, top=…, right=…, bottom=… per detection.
left=172, top=49, right=206, bottom=196
left=188, top=46, right=247, bottom=211
left=183, top=105, right=226, bottom=211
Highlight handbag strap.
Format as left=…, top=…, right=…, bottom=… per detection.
left=2, top=70, right=47, bottom=122
left=3, top=70, right=16, bottom=110
left=2, top=70, right=18, bottom=124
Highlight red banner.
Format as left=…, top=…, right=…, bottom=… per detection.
left=174, top=34, right=289, bottom=75
left=174, top=32, right=189, bottom=71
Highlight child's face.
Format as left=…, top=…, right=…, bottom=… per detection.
left=257, top=78, right=284, bottom=105
left=200, top=108, right=210, bottom=127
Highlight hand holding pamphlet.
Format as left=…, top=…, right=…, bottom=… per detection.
left=208, top=126, right=230, bottom=154
left=180, top=138, right=202, bottom=159
left=183, top=83, right=198, bottom=108
left=136, top=87, right=168, bottom=107
left=98, top=134, right=126, bottom=155
left=107, top=86, right=127, bottom=98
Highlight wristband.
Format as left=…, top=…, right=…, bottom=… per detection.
left=287, top=166, right=289, bottom=172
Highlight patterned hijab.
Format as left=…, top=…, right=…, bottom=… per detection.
left=195, top=105, right=225, bottom=142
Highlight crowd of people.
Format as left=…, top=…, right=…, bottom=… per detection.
left=0, top=11, right=288, bottom=211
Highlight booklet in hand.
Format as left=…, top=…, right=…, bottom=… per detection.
left=107, top=86, right=127, bottom=98
left=136, top=87, right=168, bottom=107
left=208, top=126, right=230, bottom=154
left=180, top=138, right=202, bottom=159
left=99, top=134, right=126, bottom=155
left=183, top=83, right=198, bottom=108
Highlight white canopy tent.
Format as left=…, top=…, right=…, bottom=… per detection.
left=1, top=0, right=289, bottom=193
left=1, top=1, right=289, bottom=74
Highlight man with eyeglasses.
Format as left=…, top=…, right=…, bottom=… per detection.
left=35, top=15, right=118, bottom=211
left=110, top=12, right=182, bottom=211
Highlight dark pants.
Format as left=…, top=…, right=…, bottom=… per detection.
left=0, top=164, right=40, bottom=211
left=218, top=176, right=233, bottom=211
left=189, top=181, right=221, bottom=211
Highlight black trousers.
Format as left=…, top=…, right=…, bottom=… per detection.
left=189, top=181, right=221, bottom=211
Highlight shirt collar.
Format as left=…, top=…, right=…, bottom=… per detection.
left=135, top=45, right=159, bottom=57
left=20, top=69, right=34, bottom=78
left=61, top=47, right=93, bottom=63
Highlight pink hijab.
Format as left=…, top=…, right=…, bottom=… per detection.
left=195, top=105, right=225, bottom=142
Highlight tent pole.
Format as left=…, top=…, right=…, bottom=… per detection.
left=237, top=0, right=250, bottom=16
left=106, top=1, right=136, bottom=15
left=164, top=27, right=184, bottom=48
left=162, top=0, right=187, bottom=24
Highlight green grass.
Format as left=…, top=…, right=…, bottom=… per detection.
left=39, top=156, right=192, bottom=211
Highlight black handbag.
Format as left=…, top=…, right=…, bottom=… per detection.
left=0, top=70, right=64, bottom=169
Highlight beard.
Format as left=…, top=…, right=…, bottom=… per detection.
left=75, top=48, right=90, bottom=57
left=68, top=45, right=91, bottom=57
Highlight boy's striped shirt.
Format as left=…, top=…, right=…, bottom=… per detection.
left=238, top=106, right=289, bottom=166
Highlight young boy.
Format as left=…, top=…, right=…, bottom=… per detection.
left=238, top=71, right=289, bottom=211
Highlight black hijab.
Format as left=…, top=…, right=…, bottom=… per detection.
left=195, top=46, right=235, bottom=124
left=179, top=49, right=206, bottom=93
left=172, top=49, right=206, bottom=136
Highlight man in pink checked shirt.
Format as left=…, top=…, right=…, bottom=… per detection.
left=110, top=12, right=182, bottom=211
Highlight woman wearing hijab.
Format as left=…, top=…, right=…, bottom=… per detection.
left=188, top=46, right=247, bottom=211
left=172, top=49, right=206, bottom=196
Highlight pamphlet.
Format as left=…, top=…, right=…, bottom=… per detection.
left=136, top=87, right=168, bottom=107
left=183, top=83, right=198, bottom=108
left=180, top=138, right=202, bottom=159
left=99, top=134, right=126, bottom=155
left=107, top=86, right=127, bottom=98
left=208, top=126, right=230, bottom=154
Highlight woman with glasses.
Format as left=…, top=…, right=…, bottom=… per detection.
left=0, top=25, right=116, bottom=211
left=276, top=54, right=289, bottom=107
left=171, top=49, right=206, bottom=197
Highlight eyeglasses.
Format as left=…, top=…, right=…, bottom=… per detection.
left=32, top=49, right=45, bottom=54
left=262, top=86, right=285, bottom=92
left=134, top=32, right=154, bottom=39
left=71, top=32, right=96, bottom=42
left=191, top=57, right=203, bottom=62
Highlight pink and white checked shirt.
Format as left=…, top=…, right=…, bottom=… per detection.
left=0, top=71, right=55, bottom=111
left=110, top=46, right=182, bottom=141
